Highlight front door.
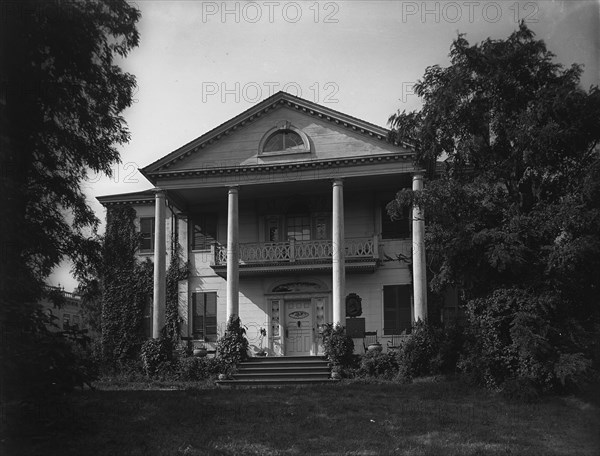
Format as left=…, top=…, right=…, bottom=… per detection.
left=285, top=300, right=313, bottom=356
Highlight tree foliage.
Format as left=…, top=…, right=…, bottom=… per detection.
left=0, top=0, right=140, bottom=398
left=388, top=23, right=600, bottom=392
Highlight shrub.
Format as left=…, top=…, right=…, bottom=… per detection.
left=216, top=315, right=249, bottom=367
left=322, top=323, right=354, bottom=367
left=176, top=356, right=222, bottom=381
left=359, top=351, right=399, bottom=379
left=395, top=320, right=443, bottom=379
left=140, top=338, right=174, bottom=377
left=456, top=288, right=596, bottom=393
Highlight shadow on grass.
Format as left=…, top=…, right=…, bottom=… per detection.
left=4, top=380, right=600, bottom=456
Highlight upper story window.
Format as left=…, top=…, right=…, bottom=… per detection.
left=139, top=217, right=154, bottom=252
left=286, top=202, right=311, bottom=241
left=192, top=214, right=217, bottom=250
left=259, top=122, right=310, bottom=155
left=265, top=209, right=330, bottom=243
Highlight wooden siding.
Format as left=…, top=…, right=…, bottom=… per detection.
left=164, top=106, right=402, bottom=172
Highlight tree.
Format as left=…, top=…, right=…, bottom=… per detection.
left=387, top=23, right=600, bottom=392
left=1, top=0, right=140, bottom=398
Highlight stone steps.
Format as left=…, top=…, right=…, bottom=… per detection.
left=216, top=355, right=337, bottom=387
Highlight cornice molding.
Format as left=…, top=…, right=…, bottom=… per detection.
left=150, top=151, right=414, bottom=181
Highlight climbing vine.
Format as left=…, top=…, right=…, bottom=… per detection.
left=101, top=204, right=189, bottom=364
left=101, top=205, right=153, bottom=362
left=164, top=222, right=189, bottom=343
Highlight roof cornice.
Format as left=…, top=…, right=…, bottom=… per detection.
left=149, top=151, right=414, bottom=181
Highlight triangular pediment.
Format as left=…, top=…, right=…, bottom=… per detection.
left=142, top=92, right=414, bottom=181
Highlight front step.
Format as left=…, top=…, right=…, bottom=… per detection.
left=216, top=355, right=337, bottom=387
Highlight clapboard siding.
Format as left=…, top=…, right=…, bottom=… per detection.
left=165, top=106, right=400, bottom=171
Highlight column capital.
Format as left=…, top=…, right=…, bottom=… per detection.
left=412, top=170, right=426, bottom=180
left=332, top=178, right=344, bottom=186
left=228, top=185, right=239, bottom=193
left=153, top=188, right=166, bottom=197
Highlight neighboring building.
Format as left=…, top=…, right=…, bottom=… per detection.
left=97, top=92, right=429, bottom=356
left=40, top=286, right=84, bottom=332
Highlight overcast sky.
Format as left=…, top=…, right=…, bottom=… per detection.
left=50, top=0, right=600, bottom=291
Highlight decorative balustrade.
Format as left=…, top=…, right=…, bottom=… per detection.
left=213, top=236, right=378, bottom=266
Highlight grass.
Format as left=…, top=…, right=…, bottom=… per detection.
left=4, top=378, right=600, bottom=456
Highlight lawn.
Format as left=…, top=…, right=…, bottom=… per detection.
left=4, top=379, right=600, bottom=456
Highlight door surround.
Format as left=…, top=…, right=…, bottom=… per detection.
left=266, top=280, right=330, bottom=356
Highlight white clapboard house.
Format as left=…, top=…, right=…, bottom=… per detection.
left=97, top=91, right=430, bottom=356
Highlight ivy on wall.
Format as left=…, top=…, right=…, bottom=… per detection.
left=164, top=219, right=189, bottom=343
left=101, top=205, right=153, bottom=361
left=101, top=204, right=190, bottom=363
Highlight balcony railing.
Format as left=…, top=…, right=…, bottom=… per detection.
left=212, top=236, right=378, bottom=266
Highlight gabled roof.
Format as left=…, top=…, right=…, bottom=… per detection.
left=141, top=91, right=414, bottom=182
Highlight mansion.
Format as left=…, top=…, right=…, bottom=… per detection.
left=98, top=91, right=431, bottom=356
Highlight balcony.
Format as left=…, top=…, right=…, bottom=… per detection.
left=211, top=236, right=380, bottom=277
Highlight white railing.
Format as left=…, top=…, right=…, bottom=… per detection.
left=213, top=236, right=378, bottom=266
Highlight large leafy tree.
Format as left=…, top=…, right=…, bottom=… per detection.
left=1, top=0, right=140, bottom=397
left=388, top=23, right=600, bottom=391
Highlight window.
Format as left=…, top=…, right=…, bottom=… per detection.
left=314, top=215, right=328, bottom=240
left=192, top=214, right=217, bottom=250
left=383, top=285, right=412, bottom=335
left=263, top=130, right=305, bottom=153
left=192, top=292, right=217, bottom=342
left=259, top=124, right=310, bottom=155
left=381, top=202, right=410, bottom=239
left=287, top=214, right=311, bottom=241
left=264, top=212, right=330, bottom=242
left=266, top=216, right=280, bottom=242
left=72, top=315, right=80, bottom=330
left=140, top=218, right=154, bottom=252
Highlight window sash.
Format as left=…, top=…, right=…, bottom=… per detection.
left=192, top=292, right=217, bottom=341
left=383, top=285, right=412, bottom=335
left=192, top=214, right=217, bottom=250
left=264, top=213, right=331, bottom=242
left=140, top=218, right=155, bottom=252
left=263, top=130, right=304, bottom=153
left=287, top=215, right=311, bottom=241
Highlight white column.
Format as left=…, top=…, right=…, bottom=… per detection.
left=226, top=186, right=239, bottom=321
left=412, top=173, right=427, bottom=321
left=332, top=179, right=345, bottom=325
left=152, top=189, right=167, bottom=338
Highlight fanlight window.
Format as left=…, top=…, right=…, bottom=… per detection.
left=263, top=130, right=305, bottom=153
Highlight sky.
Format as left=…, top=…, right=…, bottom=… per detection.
left=49, top=0, right=600, bottom=291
